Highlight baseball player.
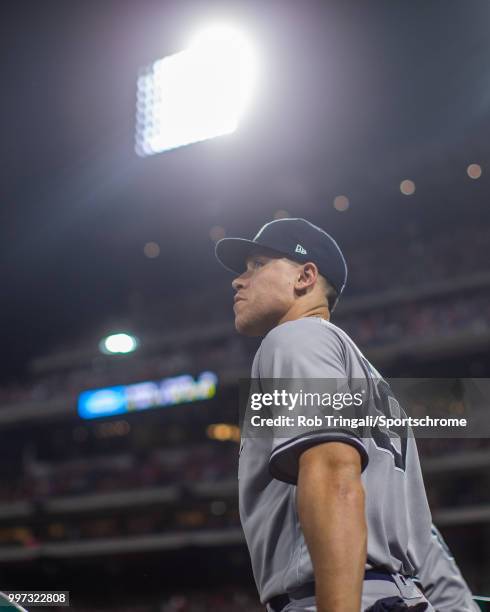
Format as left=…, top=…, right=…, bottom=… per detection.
left=215, top=218, right=478, bottom=611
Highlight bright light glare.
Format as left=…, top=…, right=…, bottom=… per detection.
left=135, top=23, right=257, bottom=155
left=100, top=333, right=139, bottom=355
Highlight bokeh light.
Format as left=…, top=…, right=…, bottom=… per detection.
left=400, top=179, right=416, bottom=195
left=144, top=242, right=160, bottom=258
left=209, top=226, right=226, bottom=242
left=467, top=163, right=482, bottom=179
left=206, top=423, right=240, bottom=442
left=333, top=195, right=349, bottom=211
left=273, top=209, right=290, bottom=220
left=99, top=333, right=139, bottom=355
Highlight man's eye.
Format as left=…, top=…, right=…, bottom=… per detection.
left=252, top=260, right=264, bottom=268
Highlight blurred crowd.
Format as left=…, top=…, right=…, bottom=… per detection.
left=0, top=443, right=237, bottom=504
left=145, top=222, right=490, bottom=324
left=40, top=502, right=239, bottom=544
left=0, top=505, right=239, bottom=548
left=0, top=287, right=488, bottom=408
left=0, top=223, right=489, bottom=407
left=0, top=436, right=489, bottom=508
left=345, top=223, right=490, bottom=296
left=159, top=588, right=263, bottom=612
left=0, top=337, right=244, bottom=407
left=0, top=436, right=487, bottom=549
left=341, top=290, right=490, bottom=346
left=70, top=587, right=263, bottom=612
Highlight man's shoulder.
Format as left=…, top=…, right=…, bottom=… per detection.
left=260, top=318, right=347, bottom=354
left=253, top=318, right=369, bottom=378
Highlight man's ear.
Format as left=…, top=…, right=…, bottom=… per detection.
left=294, top=262, right=319, bottom=292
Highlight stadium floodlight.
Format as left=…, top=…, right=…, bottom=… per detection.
left=135, top=22, right=257, bottom=155
left=99, top=333, right=139, bottom=355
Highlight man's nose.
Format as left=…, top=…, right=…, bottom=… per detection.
left=232, top=273, right=246, bottom=292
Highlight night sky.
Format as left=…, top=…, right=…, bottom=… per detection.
left=1, top=0, right=489, bottom=382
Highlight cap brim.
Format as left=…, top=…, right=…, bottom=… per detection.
left=215, top=238, right=258, bottom=275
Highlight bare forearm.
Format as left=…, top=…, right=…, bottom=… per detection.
left=297, top=465, right=367, bottom=612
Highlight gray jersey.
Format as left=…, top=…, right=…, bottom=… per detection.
left=418, top=525, right=479, bottom=611
left=238, top=317, right=472, bottom=604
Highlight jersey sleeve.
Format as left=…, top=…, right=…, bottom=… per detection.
left=417, top=524, right=479, bottom=612
left=258, top=320, right=369, bottom=484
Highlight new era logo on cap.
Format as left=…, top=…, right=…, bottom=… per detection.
left=295, top=244, right=307, bottom=255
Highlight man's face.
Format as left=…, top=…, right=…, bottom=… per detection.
left=231, top=250, right=298, bottom=336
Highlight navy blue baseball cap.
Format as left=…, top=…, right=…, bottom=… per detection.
left=215, top=218, right=348, bottom=307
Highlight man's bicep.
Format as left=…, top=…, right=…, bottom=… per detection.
left=299, top=439, right=363, bottom=474
left=270, top=432, right=368, bottom=484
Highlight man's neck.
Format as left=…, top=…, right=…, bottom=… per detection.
left=278, top=303, right=330, bottom=326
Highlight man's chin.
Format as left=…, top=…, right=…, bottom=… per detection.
left=234, top=316, right=271, bottom=337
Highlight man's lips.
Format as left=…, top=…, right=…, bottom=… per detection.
left=234, top=294, right=246, bottom=304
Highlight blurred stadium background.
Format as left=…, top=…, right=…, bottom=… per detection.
left=1, top=0, right=489, bottom=609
